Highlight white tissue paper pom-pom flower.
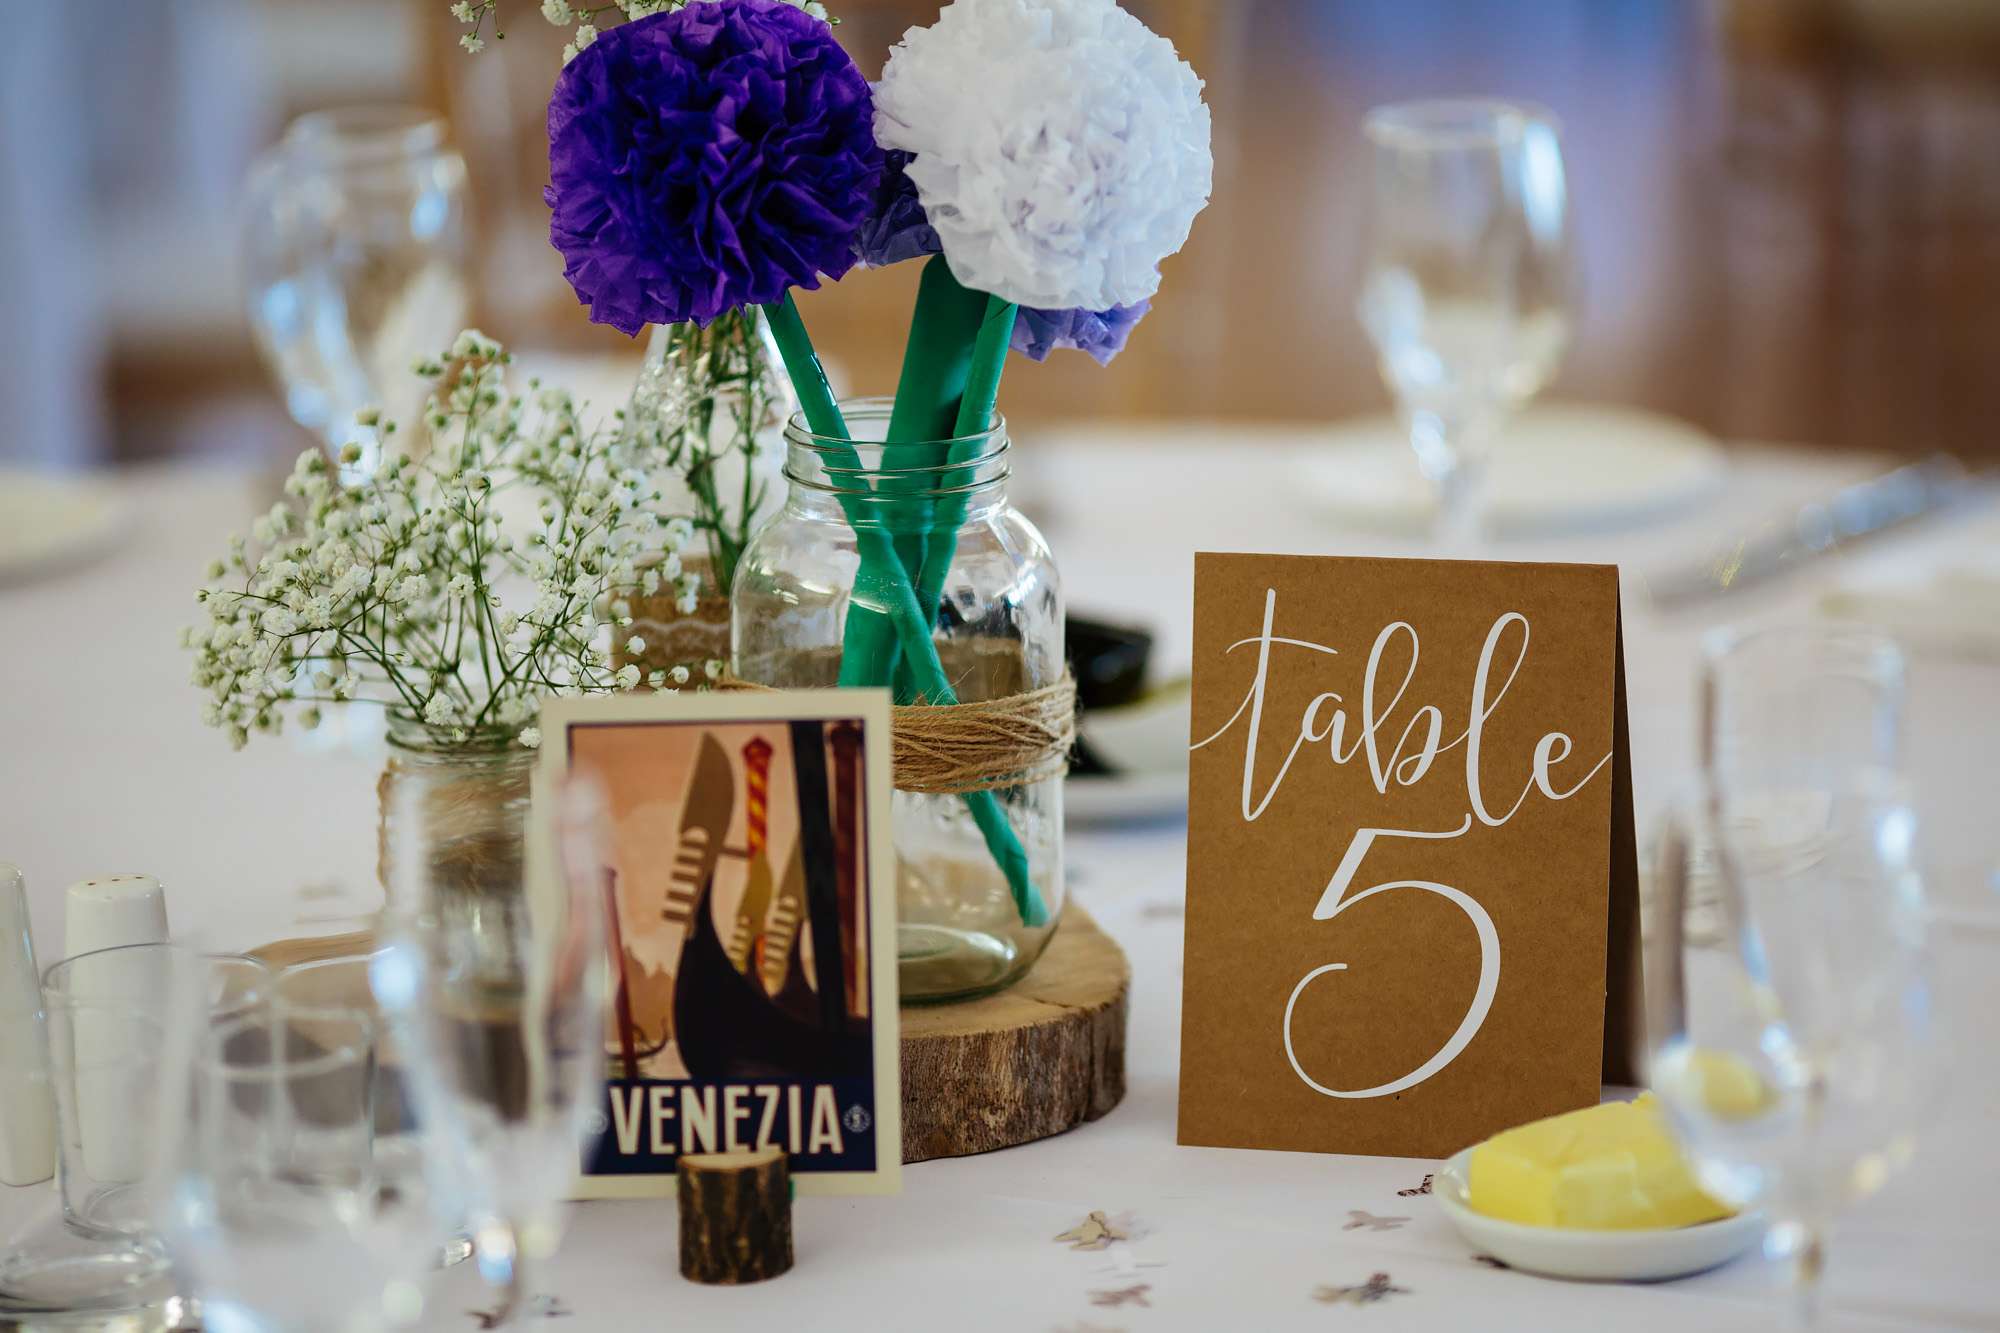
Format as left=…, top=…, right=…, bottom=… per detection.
left=873, top=0, right=1213, bottom=311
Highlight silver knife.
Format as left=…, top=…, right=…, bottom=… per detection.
left=1647, top=455, right=1995, bottom=609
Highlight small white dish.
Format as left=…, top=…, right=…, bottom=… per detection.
left=1434, top=1148, right=1765, bottom=1282
left=1071, top=680, right=1191, bottom=826
left=1065, top=770, right=1187, bottom=826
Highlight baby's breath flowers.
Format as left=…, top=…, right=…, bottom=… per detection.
left=185, top=331, right=698, bottom=750
left=452, top=0, right=829, bottom=67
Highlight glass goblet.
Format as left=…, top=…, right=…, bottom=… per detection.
left=240, top=105, right=470, bottom=481
left=1356, top=98, right=1572, bottom=549
left=1650, top=764, right=1938, bottom=1328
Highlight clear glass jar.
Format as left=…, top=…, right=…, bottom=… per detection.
left=732, top=399, right=1065, bottom=1002
left=626, top=308, right=795, bottom=596
left=377, top=716, right=535, bottom=973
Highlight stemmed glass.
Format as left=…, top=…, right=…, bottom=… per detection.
left=1649, top=626, right=1937, bottom=1328
left=371, top=774, right=610, bottom=1324
left=240, top=105, right=470, bottom=481
left=1355, top=99, right=1573, bottom=549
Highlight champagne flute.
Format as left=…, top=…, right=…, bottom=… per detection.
left=1355, top=99, right=1572, bottom=549
left=371, top=773, right=610, bottom=1325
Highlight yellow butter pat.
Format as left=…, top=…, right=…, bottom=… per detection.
left=1466, top=1095, right=1734, bottom=1230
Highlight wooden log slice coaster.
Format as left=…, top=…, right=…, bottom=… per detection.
left=900, top=905, right=1130, bottom=1164
left=677, top=1147, right=794, bottom=1284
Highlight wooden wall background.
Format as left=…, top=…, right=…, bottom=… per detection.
left=114, top=0, right=2000, bottom=460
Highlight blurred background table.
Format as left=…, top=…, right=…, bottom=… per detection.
left=1, top=432, right=1996, bottom=1330
left=8, top=0, right=2000, bottom=471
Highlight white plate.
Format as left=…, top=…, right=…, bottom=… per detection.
left=0, top=469, right=131, bottom=584
left=1434, top=1148, right=1765, bottom=1282
left=1065, top=770, right=1187, bottom=826
left=1299, top=403, right=1727, bottom=538
left=1070, top=681, right=1191, bottom=826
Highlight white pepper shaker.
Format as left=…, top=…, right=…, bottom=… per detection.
left=63, top=873, right=169, bottom=960
left=1, top=863, right=57, bottom=1186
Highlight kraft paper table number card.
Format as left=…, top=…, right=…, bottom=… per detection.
left=1177, top=554, right=1642, bottom=1160
left=538, top=689, right=902, bottom=1196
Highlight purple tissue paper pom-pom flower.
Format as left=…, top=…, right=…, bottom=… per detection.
left=857, top=151, right=1151, bottom=364
left=855, top=150, right=941, bottom=269
left=545, top=0, right=882, bottom=335
left=1010, top=301, right=1150, bottom=367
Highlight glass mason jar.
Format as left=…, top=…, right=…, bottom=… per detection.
left=732, top=399, right=1065, bottom=1002
left=627, top=309, right=795, bottom=591
left=377, top=715, right=535, bottom=973
left=618, top=310, right=793, bottom=686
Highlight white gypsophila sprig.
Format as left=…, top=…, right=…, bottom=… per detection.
left=462, top=0, right=831, bottom=63
left=873, top=0, right=1212, bottom=311
left=184, top=331, right=701, bottom=751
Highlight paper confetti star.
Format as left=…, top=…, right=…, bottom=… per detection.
left=1342, top=1210, right=1409, bottom=1232
left=469, top=1294, right=571, bottom=1328
left=1055, top=1211, right=1130, bottom=1251
left=1312, top=1272, right=1410, bottom=1306
left=1089, top=1284, right=1153, bottom=1309
left=1396, top=1174, right=1434, bottom=1197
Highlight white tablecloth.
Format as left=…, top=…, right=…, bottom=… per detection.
left=3, top=435, right=1998, bottom=1331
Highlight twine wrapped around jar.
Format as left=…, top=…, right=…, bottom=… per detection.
left=717, top=648, right=1076, bottom=796
left=619, top=553, right=733, bottom=682
left=375, top=721, right=535, bottom=904
left=717, top=675, right=1077, bottom=794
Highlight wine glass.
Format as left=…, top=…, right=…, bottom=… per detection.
left=371, top=773, right=610, bottom=1324
left=240, top=105, right=470, bottom=481
left=1355, top=99, right=1573, bottom=549
left=153, top=1004, right=447, bottom=1332
left=1649, top=626, right=1936, bottom=1328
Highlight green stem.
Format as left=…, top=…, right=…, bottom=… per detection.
left=841, top=257, right=991, bottom=696
left=897, top=296, right=1019, bottom=686
left=758, top=295, right=1046, bottom=927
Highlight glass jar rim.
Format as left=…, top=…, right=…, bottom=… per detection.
left=385, top=709, right=529, bottom=756
left=203, top=1007, right=375, bottom=1081
left=781, top=395, right=1007, bottom=450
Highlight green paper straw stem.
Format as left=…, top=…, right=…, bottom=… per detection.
left=839, top=257, right=990, bottom=694
left=759, top=296, right=1046, bottom=927
left=904, top=295, right=1019, bottom=650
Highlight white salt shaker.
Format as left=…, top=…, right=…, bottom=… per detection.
left=1, top=863, right=57, bottom=1186
left=63, top=874, right=169, bottom=959
left=61, top=874, right=169, bottom=1184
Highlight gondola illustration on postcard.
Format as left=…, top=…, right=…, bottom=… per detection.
left=537, top=689, right=900, bottom=1196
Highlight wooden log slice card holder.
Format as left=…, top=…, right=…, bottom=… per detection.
left=679, top=1148, right=793, bottom=1283
left=900, top=903, right=1130, bottom=1163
